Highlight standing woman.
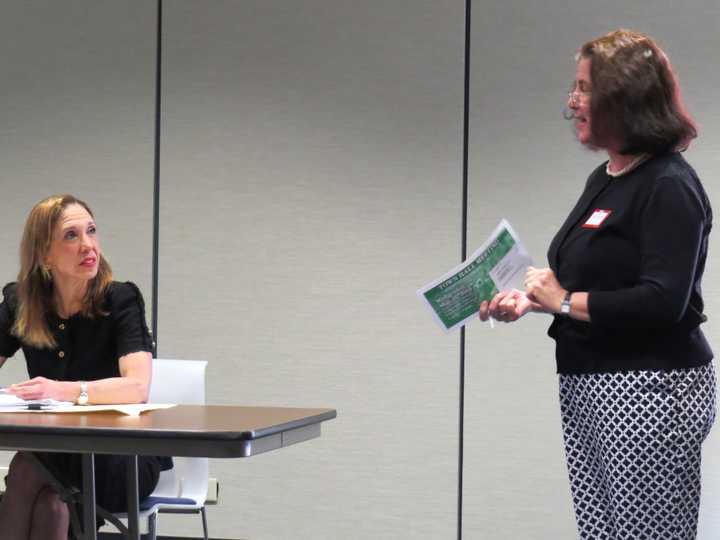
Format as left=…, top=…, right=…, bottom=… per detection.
left=0, top=194, right=165, bottom=539
left=480, top=30, right=715, bottom=539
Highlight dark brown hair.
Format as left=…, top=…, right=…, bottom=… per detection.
left=580, top=29, right=697, bottom=155
left=14, top=194, right=113, bottom=348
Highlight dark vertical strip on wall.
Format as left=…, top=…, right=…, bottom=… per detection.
left=151, top=0, right=163, bottom=357
left=458, top=0, right=472, bottom=539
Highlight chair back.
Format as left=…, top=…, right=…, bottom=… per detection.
left=148, top=359, right=209, bottom=502
left=150, top=358, right=207, bottom=405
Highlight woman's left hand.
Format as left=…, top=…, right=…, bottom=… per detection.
left=7, top=377, right=62, bottom=401
left=524, top=266, right=567, bottom=314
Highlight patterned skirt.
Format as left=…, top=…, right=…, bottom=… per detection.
left=559, top=363, right=716, bottom=540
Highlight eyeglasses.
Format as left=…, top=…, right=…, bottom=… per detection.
left=567, top=84, right=591, bottom=105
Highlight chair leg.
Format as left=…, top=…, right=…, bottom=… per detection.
left=96, top=505, right=130, bottom=537
left=65, top=493, right=84, bottom=540
left=200, top=506, right=209, bottom=540
left=148, top=512, right=157, bottom=540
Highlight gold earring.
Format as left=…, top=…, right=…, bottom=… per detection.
left=41, top=264, right=52, bottom=281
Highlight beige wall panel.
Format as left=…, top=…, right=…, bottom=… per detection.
left=0, top=0, right=156, bottom=472
left=466, top=2, right=720, bottom=539
left=159, top=1, right=463, bottom=538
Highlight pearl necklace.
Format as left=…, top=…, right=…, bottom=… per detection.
left=606, top=154, right=649, bottom=178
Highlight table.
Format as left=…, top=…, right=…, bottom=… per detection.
left=0, top=404, right=336, bottom=540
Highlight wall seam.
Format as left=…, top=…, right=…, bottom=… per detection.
left=151, top=0, right=163, bottom=357
left=458, top=0, right=472, bottom=539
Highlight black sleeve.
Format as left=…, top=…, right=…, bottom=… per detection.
left=588, top=175, right=707, bottom=328
left=110, top=282, right=154, bottom=358
left=0, top=283, right=21, bottom=358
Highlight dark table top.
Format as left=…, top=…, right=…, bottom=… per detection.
left=0, top=405, right=337, bottom=458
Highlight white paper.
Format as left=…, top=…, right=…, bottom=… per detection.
left=0, top=392, right=73, bottom=409
left=0, top=402, right=176, bottom=416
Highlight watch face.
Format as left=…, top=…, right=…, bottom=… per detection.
left=77, top=382, right=88, bottom=405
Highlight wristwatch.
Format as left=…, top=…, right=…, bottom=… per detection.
left=560, top=291, right=572, bottom=316
left=77, top=381, right=89, bottom=405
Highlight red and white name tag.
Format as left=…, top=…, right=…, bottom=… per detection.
left=582, top=209, right=612, bottom=228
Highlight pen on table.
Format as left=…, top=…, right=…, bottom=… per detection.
left=25, top=404, right=49, bottom=411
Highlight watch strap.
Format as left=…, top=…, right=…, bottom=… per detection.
left=560, top=291, right=572, bottom=316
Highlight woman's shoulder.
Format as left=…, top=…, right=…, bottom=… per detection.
left=1, top=282, right=18, bottom=309
left=626, top=153, right=700, bottom=198
left=637, top=153, right=710, bottom=215
left=105, top=281, right=148, bottom=311
left=643, top=152, right=697, bottom=180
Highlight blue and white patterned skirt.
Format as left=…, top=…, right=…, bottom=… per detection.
left=559, top=363, right=716, bottom=540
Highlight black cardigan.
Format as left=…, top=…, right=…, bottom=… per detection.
left=547, top=152, right=713, bottom=374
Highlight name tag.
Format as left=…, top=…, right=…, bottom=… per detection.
left=582, top=209, right=612, bottom=228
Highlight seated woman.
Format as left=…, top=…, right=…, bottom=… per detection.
left=0, top=194, right=167, bottom=540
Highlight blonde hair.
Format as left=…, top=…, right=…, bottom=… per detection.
left=14, top=194, right=112, bottom=348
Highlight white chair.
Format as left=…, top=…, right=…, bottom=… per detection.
left=109, top=358, right=210, bottom=540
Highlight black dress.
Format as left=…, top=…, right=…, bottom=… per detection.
left=0, top=280, right=170, bottom=512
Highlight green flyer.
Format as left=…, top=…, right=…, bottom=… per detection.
left=417, top=219, right=532, bottom=332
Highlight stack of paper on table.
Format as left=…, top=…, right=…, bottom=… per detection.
left=0, top=392, right=175, bottom=416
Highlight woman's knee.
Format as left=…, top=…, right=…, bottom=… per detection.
left=6, top=453, right=48, bottom=491
left=32, top=486, right=69, bottom=523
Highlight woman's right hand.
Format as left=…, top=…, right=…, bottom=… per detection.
left=479, top=289, right=537, bottom=323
